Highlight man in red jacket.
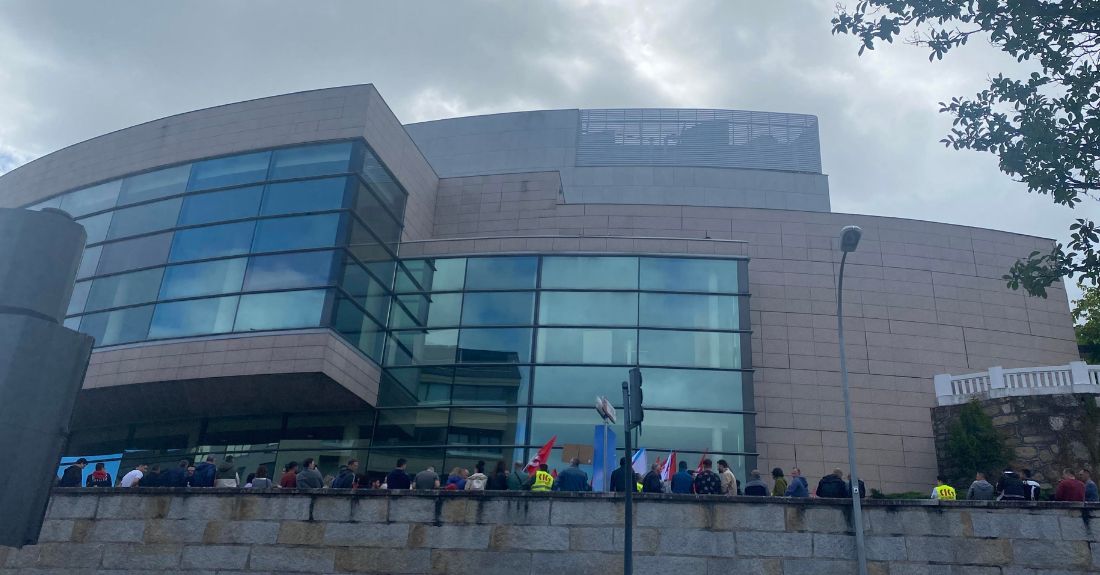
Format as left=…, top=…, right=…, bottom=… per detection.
left=1055, top=468, right=1085, bottom=501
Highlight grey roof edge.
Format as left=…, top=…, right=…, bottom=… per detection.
left=403, top=106, right=820, bottom=127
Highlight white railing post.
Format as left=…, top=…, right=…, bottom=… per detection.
left=934, top=374, right=953, bottom=400
left=1069, top=361, right=1089, bottom=385
left=988, top=366, right=1006, bottom=390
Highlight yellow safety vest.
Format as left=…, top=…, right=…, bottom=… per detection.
left=532, top=470, right=554, bottom=492
left=934, top=484, right=956, bottom=500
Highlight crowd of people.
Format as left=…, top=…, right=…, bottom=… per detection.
left=932, top=468, right=1099, bottom=502
left=56, top=455, right=1100, bottom=504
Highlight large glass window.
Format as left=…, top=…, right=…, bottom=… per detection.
left=187, top=151, right=271, bottom=191
left=78, top=212, right=112, bottom=245
left=538, top=292, right=638, bottom=326
left=374, top=408, right=449, bottom=446
left=234, top=289, right=327, bottom=331
left=244, top=251, right=335, bottom=292
left=339, top=259, right=390, bottom=322
left=353, top=183, right=402, bottom=245
left=79, top=305, right=153, bottom=346
left=252, top=214, right=340, bottom=253
left=177, top=186, right=262, bottom=226
left=269, top=142, right=352, bottom=180
left=106, top=197, right=183, bottom=240
left=261, top=177, right=348, bottom=216
left=638, top=329, right=740, bottom=369
left=76, top=246, right=102, bottom=279
left=97, top=232, right=173, bottom=275
left=535, top=328, right=637, bottom=365
left=640, top=293, right=740, bottom=330
left=390, top=293, right=461, bottom=329
left=530, top=366, right=625, bottom=406
left=641, top=368, right=744, bottom=411
left=452, top=366, right=529, bottom=405
left=362, top=148, right=407, bottom=219
left=385, top=329, right=459, bottom=366
left=159, top=258, right=247, bottom=300
left=464, top=257, right=537, bottom=290
left=541, top=256, right=638, bottom=289
left=384, top=367, right=454, bottom=406
left=640, top=257, right=739, bottom=293
left=457, top=328, right=532, bottom=363
left=67, top=281, right=91, bottom=316
left=85, top=268, right=164, bottom=312
left=148, top=296, right=239, bottom=339
left=461, top=292, right=534, bottom=326
left=397, top=258, right=466, bottom=293
left=170, top=222, right=255, bottom=263
left=60, top=180, right=121, bottom=218
left=118, top=164, right=190, bottom=206
left=332, top=297, right=385, bottom=361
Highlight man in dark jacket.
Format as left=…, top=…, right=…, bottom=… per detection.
left=693, top=459, right=723, bottom=495
left=609, top=458, right=638, bottom=492
left=743, top=469, right=769, bottom=496
left=996, top=469, right=1027, bottom=500
left=142, top=465, right=163, bottom=488
left=846, top=474, right=866, bottom=499
left=85, top=462, right=112, bottom=487
left=670, top=461, right=694, bottom=494
left=58, top=458, right=87, bottom=487
left=642, top=463, right=663, bottom=493
left=296, top=458, right=324, bottom=489
left=555, top=458, right=590, bottom=492
left=816, top=469, right=849, bottom=498
left=385, top=458, right=412, bottom=490
left=191, top=456, right=218, bottom=487
left=332, top=459, right=358, bottom=489
left=162, top=460, right=189, bottom=487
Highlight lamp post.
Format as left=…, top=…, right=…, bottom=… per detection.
left=837, top=225, right=868, bottom=575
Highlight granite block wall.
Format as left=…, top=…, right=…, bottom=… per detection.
left=3, top=491, right=1098, bottom=574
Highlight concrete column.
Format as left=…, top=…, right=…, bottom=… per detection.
left=0, top=208, right=93, bottom=548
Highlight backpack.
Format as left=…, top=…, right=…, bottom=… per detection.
left=467, top=474, right=488, bottom=491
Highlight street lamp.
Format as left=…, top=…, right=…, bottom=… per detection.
left=837, top=225, right=868, bottom=575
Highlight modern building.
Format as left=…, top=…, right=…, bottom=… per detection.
left=0, top=85, right=1078, bottom=493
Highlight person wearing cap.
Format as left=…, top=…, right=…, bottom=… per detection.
left=58, top=458, right=88, bottom=487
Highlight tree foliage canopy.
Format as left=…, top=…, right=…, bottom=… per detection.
left=832, top=1, right=1100, bottom=297
left=1072, top=283, right=1100, bottom=361
left=942, top=400, right=1010, bottom=487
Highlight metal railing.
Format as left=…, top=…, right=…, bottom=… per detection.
left=934, top=361, right=1100, bottom=406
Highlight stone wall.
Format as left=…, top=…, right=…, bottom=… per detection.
left=3, top=490, right=1098, bottom=574
left=933, top=394, right=1100, bottom=487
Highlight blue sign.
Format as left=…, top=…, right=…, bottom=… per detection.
left=592, top=424, right=616, bottom=492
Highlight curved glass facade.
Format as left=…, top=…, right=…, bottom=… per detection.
left=29, top=140, right=404, bottom=362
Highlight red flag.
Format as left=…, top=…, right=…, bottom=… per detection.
left=660, top=452, right=676, bottom=482
left=525, top=435, right=556, bottom=474
left=695, top=450, right=709, bottom=474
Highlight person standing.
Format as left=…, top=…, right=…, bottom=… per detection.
left=332, top=460, right=359, bottom=489
left=415, top=466, right=441, bottom=490
left=717, top=459, right=738, bottom=496
left=743, top=470, right=768, bottom=496
left=609, top=458, right=638, bottom=492
left=996, top=469, right=1026, bottom=500
left=142, top=465, right=162, bottom=487
left=531, top=463, right=554, bottom=492
left=771, top=468, right=789, bottom=497
left=1055, top=468, right=1086, bottom=501
left=280, top=462, right=299, bottom=488
left=845, top=474, right=866, bottom=499
left=296, top=458, right=324, bottom=489
left=58, top=458, right=87, bottom=488
left=162, top=460, right=189, bottom=487
left=385, top=458, right=412, bottom=490
left=931, top=476, right=956, bottom=500
left=487, top=461, right=509, bottom=490
left=192, top=456, right=217, bottom=487
left=816, top=469, right=849, bottom=498
left=119, top=464, right=147, bottom=487
left=784, top=468, right=809, bottom=497
left=507, top=462, right=527, bottom=491
left=216, top=455, right=239, bottom=488
left=1080, top=469, right=1099, bottom=502
left=641, top=463, right=663, bottom=493
left=248, top=466, right=273, bottom=489
left=693, top=459, right=723, bottom=495
left=670, top=461, right=694, bottom=494
left=465, top=461, right=488, bottom=491
left=966, top=471, right=995, bottom=500
left=85, top=462, right=113, bottom=488
left=1021, top=469, right=1041, bottom=501
left=557, top=458, right=591, bottom=492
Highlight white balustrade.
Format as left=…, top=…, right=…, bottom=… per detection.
left=935, top=361, right=1100, bottom=406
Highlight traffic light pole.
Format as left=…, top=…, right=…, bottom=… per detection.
left=621, top=380, right=633, bottom=575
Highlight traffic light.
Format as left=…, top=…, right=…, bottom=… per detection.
left=627, top=367, right=643, bottom=429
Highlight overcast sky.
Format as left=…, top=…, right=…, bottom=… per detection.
left=0, top=0, right=1090, bottom=298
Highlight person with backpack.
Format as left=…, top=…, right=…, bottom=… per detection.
left=331, top=460, right=359, bottom=489
left=465, top=461, right=488, bottom=491
left=215, top=455, right=239, bottom=488
left=1021, top=469, right=1041, bottom=501
left=996, top=469, right=1027, bottom=500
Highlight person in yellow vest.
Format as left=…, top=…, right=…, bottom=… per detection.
left=531, top=463, right=554, bottom=492
left=931, top=475, right=957, bottom=500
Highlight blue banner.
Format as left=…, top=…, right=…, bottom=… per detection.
left=592, top=424, right=616, bottom=492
